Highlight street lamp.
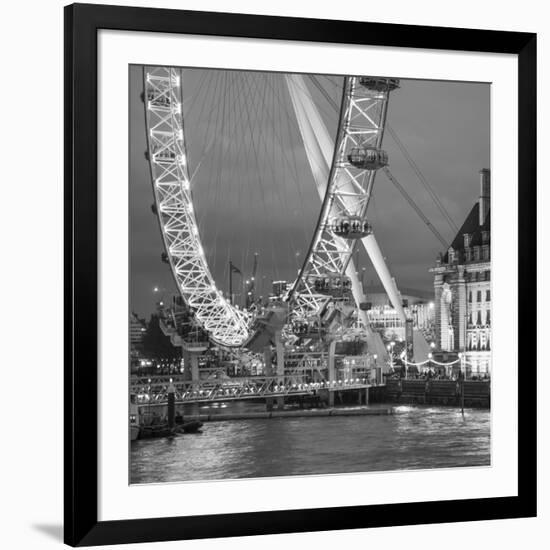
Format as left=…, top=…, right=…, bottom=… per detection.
left=458, top=352, right=464, bottom=378
left=153, top=286, right=169, bottom=312
left=429, top=342, right=436, bottom=375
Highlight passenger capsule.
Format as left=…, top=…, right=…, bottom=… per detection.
left=147, top=90, right=171, bottom=107
left=307, top=273, right=352, bottom=299
left=161, top=252, right=169, bottom=264
left=291, top=318, right=324, bottom=339
left=151, top=144, right=176, bottom=162
left=347, top=147, right=388, bottom=170
left=359, top=77, right=400, bottom=92
left=330, top=215, right=372, bottom=239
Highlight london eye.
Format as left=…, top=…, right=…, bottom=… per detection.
left=142, top=66, right=422, bottom=359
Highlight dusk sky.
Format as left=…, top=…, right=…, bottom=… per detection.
left=130, top=66, right=489, bottom=319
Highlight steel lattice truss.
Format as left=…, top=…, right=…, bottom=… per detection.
left=288, top=77, right=391, bottom=318
left=131, top=374, right=372, bottom=404
left=144, top=69, right=392, bottom=348
left=144, top=67, right=249, bottom=346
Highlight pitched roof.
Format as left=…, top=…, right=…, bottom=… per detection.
left=443, top=202, right=490, bottom=262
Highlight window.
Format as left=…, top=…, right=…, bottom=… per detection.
left=464, top=233, right=471, bottom=247
left=486, top=290, right=490, bottom=301
left=477, top=290, right=482, bottom=302
left=465, top=249, right=471, bottom=262
left=477, top=311, right=482, bottom=325
left=448, top=248, right=455, bottom=263
left=480, top=332, right=486, bottom=350
left=486, top=309, right=491, bottom=325
left=468, top=291, right=472, bottom=303
left=474, top=247, right=480, bottom=261
left=482, top=246, right=490, bottom=260
left=482, top=230, right=489, bottom=243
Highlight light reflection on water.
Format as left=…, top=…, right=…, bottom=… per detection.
left=130, top=403, right=490, bottom=484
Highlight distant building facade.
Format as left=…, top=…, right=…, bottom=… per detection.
left=364, top=286, right=435, bottom=341
left=270, top=280, right=291, bottom=300
left=431, top=169, right=491, bottom=375
left=130, top=312, right=147, bottom=358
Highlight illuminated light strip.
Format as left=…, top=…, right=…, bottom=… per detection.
left=144, top=66, right=249, bottom=347
left=287, top=76, right=392, bottom=321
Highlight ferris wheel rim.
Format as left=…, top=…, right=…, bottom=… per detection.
left=143, top=66, right=250, bottom=348
left=285, top=75, right=393, bottom=322
left=286, top=77, right=353, bottom=303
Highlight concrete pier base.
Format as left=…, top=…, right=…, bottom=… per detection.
left=263, top=346, right=274, bottom=411
left=275, top=331, right=285, bottom=410
left=263, top=332, right=286, bottom=411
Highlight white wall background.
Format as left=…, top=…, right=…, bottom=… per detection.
left=0, top=1, right=546, bottom=549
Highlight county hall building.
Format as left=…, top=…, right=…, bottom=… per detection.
left=431, top=169, right=491, bottom=376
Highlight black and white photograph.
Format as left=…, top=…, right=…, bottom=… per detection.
left=129, top=66, right=491, bottom=484
left=1, top=0, right=545, bottom=546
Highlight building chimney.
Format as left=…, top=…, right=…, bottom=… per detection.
left=479, top=168, right=490, bottom=226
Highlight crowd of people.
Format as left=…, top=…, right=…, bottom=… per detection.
left=387, top=367, right=490, bottom=381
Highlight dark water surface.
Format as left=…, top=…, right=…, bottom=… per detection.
left=130, top=403, right=490, bottom=484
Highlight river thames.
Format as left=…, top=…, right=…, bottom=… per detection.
left=130, top=403, right=490, bottom=484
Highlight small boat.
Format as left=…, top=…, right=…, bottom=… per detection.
left=138, top=421, right=203, bottom=439
left=176, top=420, right=203, bottom=434
left=139, top=424, right=176, bottom=439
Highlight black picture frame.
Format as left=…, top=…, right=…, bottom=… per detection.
left=64, top=2, right=537, bottom=546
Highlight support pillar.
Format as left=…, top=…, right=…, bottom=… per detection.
left=275, top=331, right=285, bottom=410
left=167, top=383, right=176, bottom=429
left=328, top=340, right=337, bottom=408
left=190, top=354, right=200, bottom=387
left=361, top=233, right=407, bottom=323
left=183, top=348, right=200, bottom=417
left=263, top=345, right=274, bottom=412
